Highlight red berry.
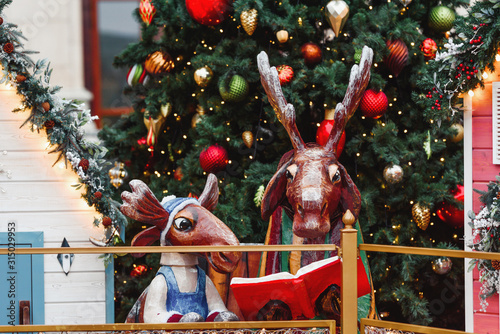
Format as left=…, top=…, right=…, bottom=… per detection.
left=102, top=216, right=112, bottom=228
left=467, top=76, right=471, bottom=80
left=431, top=106, right=435, bottom=110
left=473, top=26, right=477, bottom=30
left=439, top=95, right=443, bottom=98
left=94, top=191, right=102, bottom=200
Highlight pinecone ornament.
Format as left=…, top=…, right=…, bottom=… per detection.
left=242, top=131, right=254, bottom=148
left=491, top=260, right=500, bottom=270
left=412, top=203, right=430, bottom=230
left=3, top=42, right=14, bottom=54
left=240, top=9, right=258, bottom=36
left=78, top=158, right=90, bottom=172
left=44, top=120, right=55, bottom=131
left=385, top=39, right=408, bottom=77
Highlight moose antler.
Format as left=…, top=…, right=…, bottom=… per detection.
left=257, top=52, right=305, bottom=151
left=324, top=46, right=373, bottom=153
left=121, top=180, right=170, bottom=230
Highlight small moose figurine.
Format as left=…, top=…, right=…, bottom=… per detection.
left=122, top=174, right=241, bottom=323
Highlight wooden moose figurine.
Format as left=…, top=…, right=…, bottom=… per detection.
left=121, top=174, right=241, bottom=323
left=256, top=47, right=375, bottom=321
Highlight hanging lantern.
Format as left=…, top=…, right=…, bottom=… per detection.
left=109, top=162, right=128, bottom=188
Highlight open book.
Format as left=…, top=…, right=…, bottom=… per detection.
left=230, top=256, right=371, bottom=320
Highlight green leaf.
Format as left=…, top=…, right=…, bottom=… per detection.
left=254, top=184, right=265, bottom=208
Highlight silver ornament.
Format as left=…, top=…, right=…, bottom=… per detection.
left=432, top=257, right=452, bottom=275
left=383, top=164, right=403, bottom=184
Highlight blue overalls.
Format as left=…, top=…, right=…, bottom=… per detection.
left=156, top=265, right=209, bottom=319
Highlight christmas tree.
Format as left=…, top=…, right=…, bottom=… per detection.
left=100, top=0, right=469, bottom=327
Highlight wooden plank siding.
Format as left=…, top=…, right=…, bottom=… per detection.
left=471, top=67, right=500, bottom=334
left=0, top=87, right=109, bottom=325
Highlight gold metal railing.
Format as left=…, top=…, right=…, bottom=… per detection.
left=2, top=224, right=499, bottom=334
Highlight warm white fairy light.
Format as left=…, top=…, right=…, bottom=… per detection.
left=468, top=90, right=475, bottom=96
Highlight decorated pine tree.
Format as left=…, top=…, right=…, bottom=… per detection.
left=100, top=0, right=474, bottom=326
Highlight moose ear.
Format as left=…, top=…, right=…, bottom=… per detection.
left=338, top=164, right=361, bottom=220
left=198, top=173, right=219, bottom=212
left=261, top=152, right=294, bottom=221
left=130, top=226, right=162, bottom=257
left=121, top=179, right=169, bottom=230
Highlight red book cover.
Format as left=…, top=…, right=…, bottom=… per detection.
left=230, top=256, right=371, bottom=320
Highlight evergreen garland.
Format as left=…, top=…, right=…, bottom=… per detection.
left=0, top=0, right=127, bottom=263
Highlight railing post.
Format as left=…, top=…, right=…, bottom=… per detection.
left=341, top=210, right=358, bottom=334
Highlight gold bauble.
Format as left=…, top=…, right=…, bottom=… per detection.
left=191, top=105, right=206, bottom=128
left=324, top=0, right=349, bottom=38
left=242, top=131, right=254, bottom=148
left=449, top=123, right=464, bottom=143
left=240, top=9, right=258, bottom=36
left=412, top=203, right=430, bottom=231
left=109, top=162, right=128, bottom=188
left=194, top=66, right=213, bottom=87
left=276, top=29, right=289, bottom=43
left=145, top=50, right=175, bottom=74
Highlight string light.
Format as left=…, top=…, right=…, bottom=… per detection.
left=482, top=72, right=489, bottom=79
left=496, top=54, right=500, bottom=61
left=468, top=90, right=475, bottom=96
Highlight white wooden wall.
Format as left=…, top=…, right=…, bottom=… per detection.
left=0, top=87, right=108, bottom=324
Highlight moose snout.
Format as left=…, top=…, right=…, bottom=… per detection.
left=293, top=200, right=331, bottom=238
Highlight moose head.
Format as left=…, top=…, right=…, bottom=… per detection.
left=258, top=46, right=373, bottom=241
left=121, top=173, right=241, bottom=273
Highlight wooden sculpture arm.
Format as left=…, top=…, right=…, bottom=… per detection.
left=143, top=276, right=179, bottom=323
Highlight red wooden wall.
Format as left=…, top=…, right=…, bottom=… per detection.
left=472, top=66, right=500, bottom=334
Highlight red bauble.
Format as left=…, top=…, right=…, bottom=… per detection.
left=385, top=39, right=408, bottom=77
left=199, top=144, right=228, bottom=173
left=359, top=89, right=388, bottom=119
left=436, top=185, right=464, bottom=229
left=185, top=0, right=232, bottom=26
left=301, top=43, right=322, bottom=66
left=276, top=65, right=294, bottom=85
left=420, top=38, right=438, bottom=60
left=131, top=264, right=148, bottom=277
left=316, top=120, right=346, bottom=156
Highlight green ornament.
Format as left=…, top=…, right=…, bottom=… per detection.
left=428, top=6, right=455, bottom=33
left=219, top=73, right=249, bottom=102
left=354, top=49, right=362, bottom=64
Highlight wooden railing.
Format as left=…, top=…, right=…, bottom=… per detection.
left=1, top=223, right=499, bottom=334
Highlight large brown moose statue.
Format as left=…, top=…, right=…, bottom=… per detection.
left=257, top=46, right=376, bottom=320
left=121, top=174, right=242, bottom=323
